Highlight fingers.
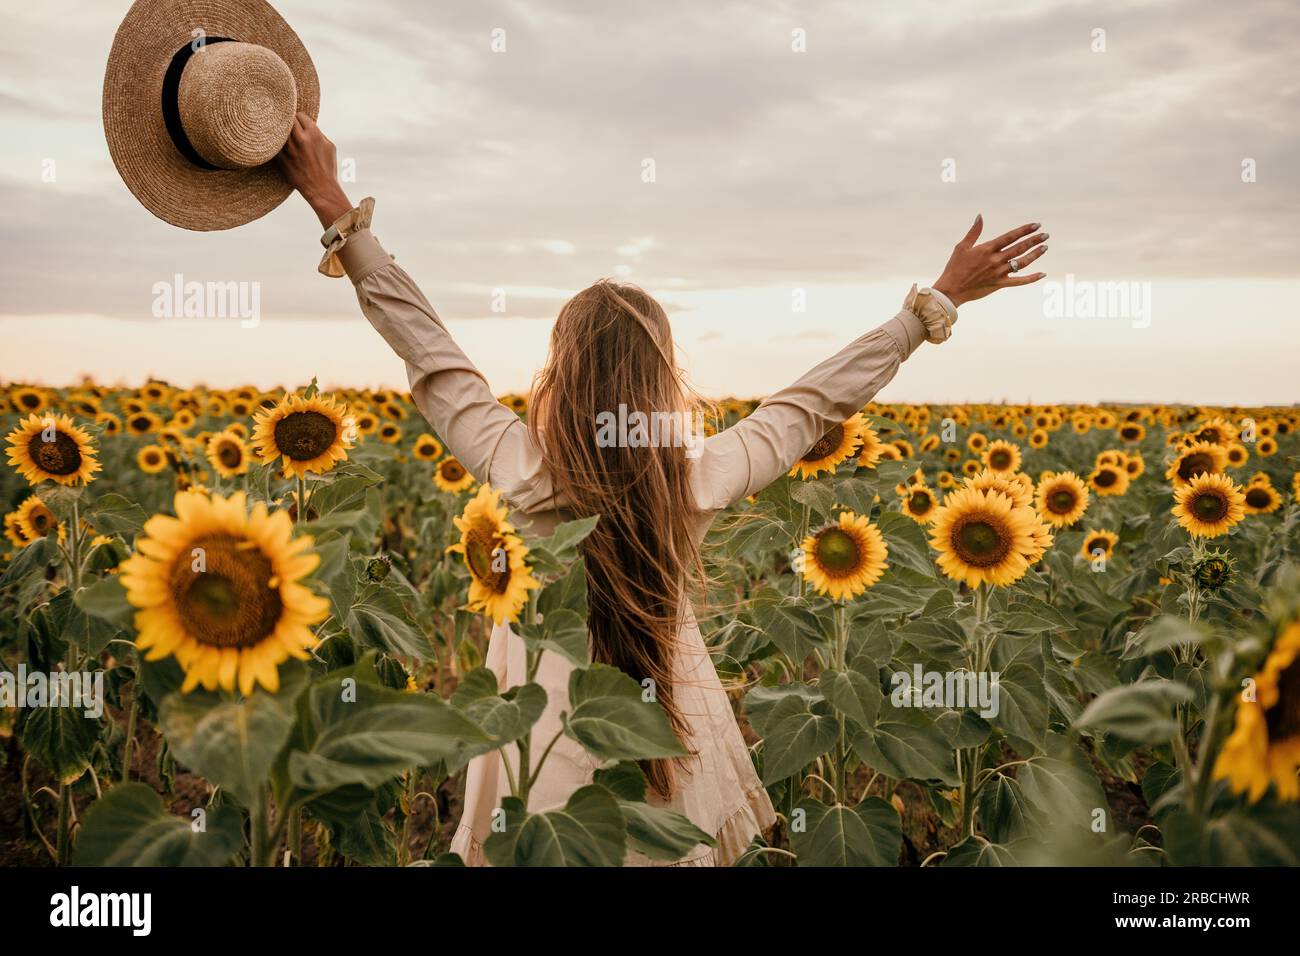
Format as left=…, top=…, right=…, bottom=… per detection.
left=1002, top=243, right=1048, bottom=278
left=983, top=221, right=1041, bottom=252
left=1002, top=231, right=1048, bottom=260
left=957, top=213, right=983, bottom=248
left=1000, top=272, right=1046, bottom=287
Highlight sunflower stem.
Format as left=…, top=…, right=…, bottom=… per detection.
left=832, top=600, right=849, bottom=804
left=56, top=780, right=72, bottom=866
left=295, top=475, right=307, bottom=525
left=121, top=691, right=138, bottom=783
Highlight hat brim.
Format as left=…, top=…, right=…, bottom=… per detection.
left=103, top=0, right=319, bottom=231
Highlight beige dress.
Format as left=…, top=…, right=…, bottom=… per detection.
left=331, top=225, right=940, bottom=866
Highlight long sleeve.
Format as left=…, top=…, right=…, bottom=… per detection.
left=335, top=228, right=549, bottom=507
left=696, top=307, right=930, bottom=511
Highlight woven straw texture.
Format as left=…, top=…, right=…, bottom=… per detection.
left=103, top=0, right=319, bottom=231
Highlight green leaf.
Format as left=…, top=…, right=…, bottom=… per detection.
left=790, top=480, right=836, bottom=518
left=159, top=685, right=299, bottom=807
left=620, top=801, right=715, bottom=862
left=563, top=663, right=688, bottom=762
left=484, top=786, right=627, bottom=866
left=86, top=493, right=148, bottom=536
left=18, top=699, right=102, bottom=784
left=760, top=694, right=838, bottom=784
left=941, top=836, right=1021, bottom=866
left=451, top=669, right=547, bottom=744
left=73, top=575, right=134, bottom=628
left=979, top=773, right=1032, bottom=843
left=819, top=667, right=881, bottom=728
left=347, top=583, right=435, bottom=660
left=290, top=679, right=494, bottom=791
left=1073, top=680, right=1192, bottom=743
left=852, top=708, right=959, bottom=785
left=1163, top=806, right=1300, bottom=866
left=74, top=783, right=243, bottom=866
left=790, top=797, right=900, bottom=866
left=536, top=516, right=599, bottom=560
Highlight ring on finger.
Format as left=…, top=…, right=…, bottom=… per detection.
left=1009, top=257, right=1020, bottom=272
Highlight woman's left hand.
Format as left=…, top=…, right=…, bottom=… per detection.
left=931, top=215, right=1049, bottom=307
left=277, top=112, right=353, bottom=228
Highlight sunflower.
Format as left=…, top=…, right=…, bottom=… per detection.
left=892, top=439, right=914, bottom=459
left=354, top=411, right=379, bottom=437
left=4, top=511, right=31, bottom=549
left=1028, top=427, right=1049, bottom=449
left=1257, top=437, right=1278, bottom=457
left=1123, top=452, right=1146, bottom=479
left=500, top=394, right=529, bottom=415
left=1225, top=443, right=1249, bottom=468
left=206, top=429, right=250, bottom=478
left=118, top=491, right=329, bottom=695
left=1213, top=621, right=1300, bottom=802
left=434, top=457, right=476, bottom=494
left=1088, top=463, right=1131, bottom=497
left=378, top=423, right=402, bottom=444
left=252, top=393, right=354, bottom=479
left=1172, top=472, right=1245, bottom=538
left=5, top=413, right=101, bottom=486
left=790, top=414, right=866, bottom=480
left=1192, top=416, right=1237, bottom=446
left=1034, top=471, right=1090, bottom=528
left=965, top=468, right=1032, bottom=507
left=966, top=433, right=988, bottom=454
left=1242, top=481, right=1282, bottom=516
left=981, top=439, right=1021, bottom=475
left=855, top=424, right=885, bottom=469
left=900, top=485, right=939, bottom=524
left=15, top=495, right=59, bottom=541
left=1118, top=422, right=1146, bottom=443
left=1080, top=529, right=1119, bottom=561
left=137, top=444, right=169, bottom=474
left=1165, top=440, right=1228, bottom=487
left=413, top=433, right=444, bottom=461
left=800, top=511, right=888, bottom=600
left=125, top=411, right=163, bottom=436
left=96, top=411, right=123, bottom=437
left=10, top=387, right=46, bottom=414
left=929, top=487, right=1042, bottom=588
left=446, top=485, right=540, bottom=624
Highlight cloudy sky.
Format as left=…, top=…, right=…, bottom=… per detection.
left=1, top=0, right=1297, bottom=403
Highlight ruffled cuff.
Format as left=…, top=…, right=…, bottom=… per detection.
left=903, top=283, right=959, bottom=344
left=318, top=196, right=376, bottom=277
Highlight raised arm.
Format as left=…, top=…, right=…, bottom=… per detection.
left=698, top=215, right=1050, bottom=510
left=277, top=114, right=545, bottom=505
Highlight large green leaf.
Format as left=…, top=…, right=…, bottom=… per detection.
left=1073, top=679, right=1191, bottom=743
left=790, top=797, right=900, bottom=866
left=18, top=700, right=102, bottom=784
left=818, top=667, right=881, bottom=728
left=563, top=663, right=688, bottom=762
left=290, top=679, right=494, bottom=791
left=484, top=786, right=627, bottom=866
left=760, top=694, right=838, bottom=784
left=852, top=708, right=959, bottom=785
left=75, top=783, right=243, bottom=866
left=451, top=668, right=547, bottom=744
left=159, top=684, right=299, bottom=807
left=347, top=582, right=435, bottom=660
left=620, top=801, right=715, bottom=862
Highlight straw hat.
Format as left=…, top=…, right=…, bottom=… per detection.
left=103, top=0, right=319, bottom=231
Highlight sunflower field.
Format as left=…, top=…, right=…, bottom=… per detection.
left=2, top=379, right=1299, bottom=867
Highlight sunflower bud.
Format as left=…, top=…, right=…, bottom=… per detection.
left=365, top=555, right=392, bottom=582
left=1192, top=551, right=1234, bottom=591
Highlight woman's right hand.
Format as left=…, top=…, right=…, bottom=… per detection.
left=931, top=215, right=1049, bottom=307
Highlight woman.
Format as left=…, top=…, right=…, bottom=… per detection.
left=277, top=113, right=1048, bottom=865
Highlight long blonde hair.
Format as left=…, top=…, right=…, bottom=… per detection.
left=529, top=280, right=704, bottom=797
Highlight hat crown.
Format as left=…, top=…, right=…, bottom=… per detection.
left=177, top=41, right=297, bottom=171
